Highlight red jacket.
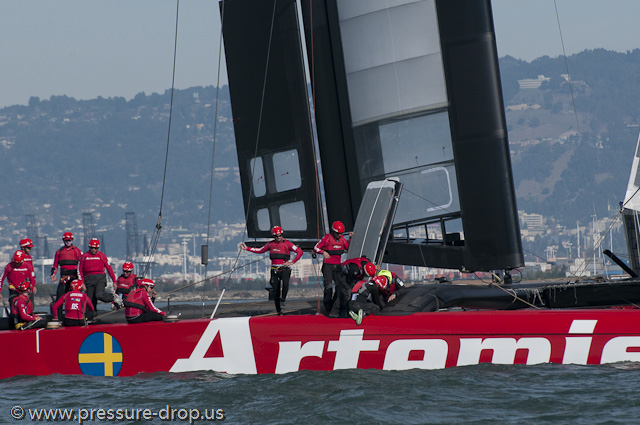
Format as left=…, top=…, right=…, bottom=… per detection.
left=51, top=290, right=95, bottom=320
left=20, top=251, right=36, bottom=287
left=12, top=293, right=38, bottom=322
left=313, top=233, right=349, bottom=265
left=125, top=288, right=165, bottom=318
left=1, top=262, right=32, bottom=292
left=246, top=239, right=303, bottom=266
left=79, top=251, right=116, bottom=283
left=116, top=273, right=138, bottom=292
left=52, top=245, right=83, bottom=274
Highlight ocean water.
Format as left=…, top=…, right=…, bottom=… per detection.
left=2, top=364, right=640, bottom=425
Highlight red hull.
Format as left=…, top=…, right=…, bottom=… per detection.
left=3, top=309, right=640, bottom=378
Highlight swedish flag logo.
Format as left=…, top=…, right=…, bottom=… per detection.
left=78, top=332, right=123, bottom=377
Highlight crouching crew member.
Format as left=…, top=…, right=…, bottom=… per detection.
left=313, top=221, right=352, bottom=316
left=334, top=257, right=377, bottom=318
left=348, top=275, right=389, bottom=325
left=1, top=251, right=33, bottom=305
left=240, top=226, right=303, bottom=316
left=51, top=279, right=95, bottom=326
left=50, top=232, right=83, bottom=298
left=11, top=280, right=45, bottom=330
left=378, top=269, right=405, bottom=302
left=115, top=261, right=138, bottom=301
left=79, top=238, right=123, bottom=317
left=124, top=278, right=166, bottom=323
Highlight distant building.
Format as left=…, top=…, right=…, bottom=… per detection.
left=517, top=75, right=550, bottom=89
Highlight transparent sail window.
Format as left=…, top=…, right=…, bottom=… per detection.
left=379, top=112, right=453, bottom=175
left=391, top=164, right=460, bottom=225
left=279, top=201, right=307, bottom=231
left=273, top=150, right=302, bottom=193
left=249, top=157, right=266, bottom=197
left=257, top=208, right=270, bottom=231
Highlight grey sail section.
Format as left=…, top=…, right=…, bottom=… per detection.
left=302, top=0, right=523, bottom=272
left=347, top=179, right=402, bottom=264
left=221, top=0, right=323, bottom=244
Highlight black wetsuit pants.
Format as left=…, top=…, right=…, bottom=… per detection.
left=270, top=267, right=291, bottom=314
left=85, top=274, right=114, bottom=318
left=321, top=263, right=343, bottom=315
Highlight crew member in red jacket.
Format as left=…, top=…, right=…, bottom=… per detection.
left=18, top=238, right=36, bottom=295
left=313, top=221, right=352, bottom=316
left=124, top=278, right=166, bottom=323
left=51, top=279, right=95, bottom=326
left=78, top=238, right=122, bottom=317
left=240, top=226, right=303, bottom=315
left=348, top=275, right=389, bottom=325
left=115, top=261, right=138, bottom=300
left=0, top=251, right=33, bottom=305
left=50, top=232, right=83, bottom=298
left=11, top=280, right=45, bottom=330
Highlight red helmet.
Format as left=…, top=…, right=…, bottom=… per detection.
left=122, top=261, right=134, bottom=272
left=89, top=238, right=100, bottom=248
left=19, top=238, right=34, bottom=248
left=331, top=221, right=345, bottom=234
left=70, top=279, right=84, bottom=291
left=364, top=262, right=376, bottom=277
left=271, top=226, right=284, bottom=236
left=17, top=280, right=31, bottom=292
left=13, top=250, right=25, bottom=264
left=62, top=232, right=74, bottom=241
left=373, top=275, right=389, bottom=291
left=140, top=278, right=155, bottom=288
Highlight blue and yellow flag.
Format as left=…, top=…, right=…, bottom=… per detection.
left=78, top=332, right=123, bottom=377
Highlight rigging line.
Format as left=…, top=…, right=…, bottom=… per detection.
left=307, top=0, right=325, bottom=239
left=222, top=0, right=279, bottom=290
left=204, top=0, right=226, bottom=281
left=141, top=0, right=181, bottom=279
left=401, top=187, right=456, bottom=216
left=166, top=258, right=263, bottom=296
left=553, top=0, right=581, bottom=135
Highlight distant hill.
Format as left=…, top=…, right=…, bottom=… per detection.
left=1, top=48, right=639, bottom=259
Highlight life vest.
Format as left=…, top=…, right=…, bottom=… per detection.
left=58, top=246, right=81, bottom=267
left=124, top=288, right=149, bottom=315
left=268, top=240, right=292, bottom=261
left=116, top=273, right=138, bottom=291
left=341, top=257, right=369, bottom=281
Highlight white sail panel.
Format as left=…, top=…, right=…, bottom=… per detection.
left=624, top=133, right=640, bottom=212
left=337, top=0, right=446, bottom=126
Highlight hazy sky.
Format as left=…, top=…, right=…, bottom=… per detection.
left=1, top=0, right=639, bottom=109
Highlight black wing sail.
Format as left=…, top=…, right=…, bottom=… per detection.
left=221, top=0, right=323, bottom=244
left=301, top=0, right=523, bottom=272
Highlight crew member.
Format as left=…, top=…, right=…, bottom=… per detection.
left=313, top=221, right=352, bottom=316
left=333, top=256, right=377, bottom=318
left=378, top=269, right=405, bottom=302
left=115, top=261, right=138, bottom=300
left=240, top=226, right=303, bottom=315
left=18, top=238, right=36, bottom=295
left=124, top=278, right=166, bottom=323
left=78, top=238, right=122, bottom=317
left=348, top=275, right=389, bottom=325
left=50, top=232, right=83, bottom=299
left=0, top=251, right=33, bottom=305
left=51, top=279, right=95, bottom=326
left=11, top=280, right=45, bottom=330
